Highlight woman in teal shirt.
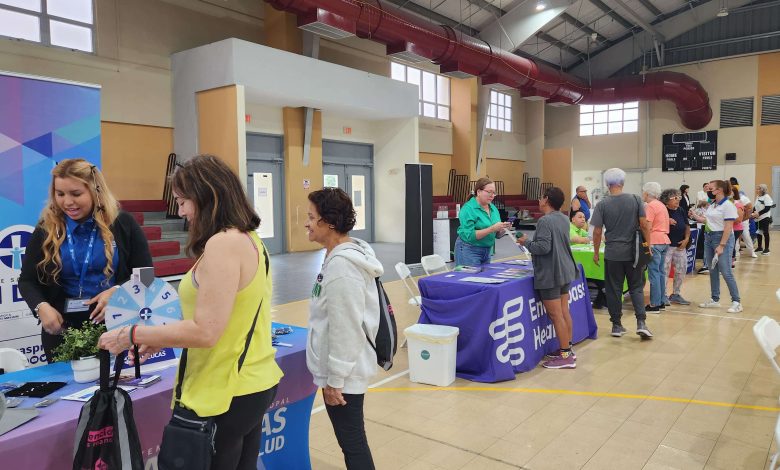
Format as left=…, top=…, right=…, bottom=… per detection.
left=455, top=177, right=511, bottom=266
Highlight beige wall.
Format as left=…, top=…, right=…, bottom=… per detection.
left=757, top=52, right=780, bottom=193
left=102, top=122, right=173, bottom=200
left=485, top=159, right=525, bottom=194
left=419, top=153, right=452, bottom=196
left=197, top=85, right=247, bottom=182
left=0, top=0, right=263, bottom=127
left=543, top=148, right=573, bottom=210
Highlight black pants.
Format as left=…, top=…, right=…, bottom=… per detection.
left=211, top=386, right=278, bottom=470
left=325, top=393, right=375, bottom=470
left=604, top=259, right=647, bottom=325
left=733, top=230, right=743, bottom=258
left=757, top=218, right=771, bottom=252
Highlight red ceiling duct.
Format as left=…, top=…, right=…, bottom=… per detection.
left=266, top=0, right=712, bottom=129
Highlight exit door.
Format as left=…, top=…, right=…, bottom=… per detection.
left=246, top=133, right=285, bottom=254
left=322, top=140, right=374, bottom=242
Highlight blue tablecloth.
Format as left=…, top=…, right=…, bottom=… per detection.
left=419, top=263, right=598, bottom=382
left=0, top=323, right=316, bottom=470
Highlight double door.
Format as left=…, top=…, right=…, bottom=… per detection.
left=246, top=133, right=285, bottom=254
left=322, top=140, right=374, bottom=242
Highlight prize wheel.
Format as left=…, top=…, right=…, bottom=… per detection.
left=105, top=277, right=182, bottom=331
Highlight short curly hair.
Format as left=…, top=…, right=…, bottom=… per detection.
left=308, top=187, right=356, bottom=234
left=660, top=188, right=681, bottom=205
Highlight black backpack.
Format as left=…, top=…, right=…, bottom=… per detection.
left=364, top=278, right=398, bottom=371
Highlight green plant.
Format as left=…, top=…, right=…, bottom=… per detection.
left=52, top=322, right=107, bottom=362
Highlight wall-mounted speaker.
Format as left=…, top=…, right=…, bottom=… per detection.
left=725, top=152, right=737, bottom=161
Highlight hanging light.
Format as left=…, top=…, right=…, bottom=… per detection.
left=536, top=0, right=546, bottom=11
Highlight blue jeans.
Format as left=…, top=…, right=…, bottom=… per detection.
left=454, top=237, right=491, bottom=266
left=648, top=244, right=669, bottom=306
left=704, top=231, right=740, bottom=303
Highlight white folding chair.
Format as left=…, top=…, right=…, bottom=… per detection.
left=421, top=254, right=448, bottom=276
left=0, top=348, right=28, bottom=373
left=395, top=262, right=422, bottom=306
left=771, top=414, right=780, bottom=470
left=753, top=316, right=780, bottom=377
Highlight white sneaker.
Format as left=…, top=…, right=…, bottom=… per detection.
left=699, top=299, right=721, bottom=308
left=751, top=252, right=758, bottom=258
left=727, top=302, right=743, bottom=313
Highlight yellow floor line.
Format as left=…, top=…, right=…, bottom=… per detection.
left=369, top=386, right=780, bottom=412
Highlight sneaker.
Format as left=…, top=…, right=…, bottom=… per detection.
left=727, top=301, right=743, bottom=313
left=763, top=251, right=771, bottom=256
left=611, top=324, right=627, bottom=337
left=697, top=267, right=710, bottom=274
left=542, top=353, right=576, bottom=369
left=636, top=320, right=653, bottom=339
left=669, top=294, right=691, bottom=305
left=645, top=304, right=661, bottom=313
left=663, top=299, right=671, bottom=307
left=751, top=252, right=759, bottom=258
left=699, top=299, right=721, bottom=308
left=545, top=350, right=577, bottom=360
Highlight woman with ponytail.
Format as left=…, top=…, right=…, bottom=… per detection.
left=19, top=158, right=152, bottom=362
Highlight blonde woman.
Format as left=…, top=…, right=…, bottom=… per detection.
left=19, top=158, right=152, bottom=362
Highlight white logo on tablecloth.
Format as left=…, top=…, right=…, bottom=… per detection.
left=488, top=296, right=525, bottom=366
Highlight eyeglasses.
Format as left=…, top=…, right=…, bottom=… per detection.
left=670, top=196, right=682, bottom=200
left=480, top=189, right=496, bottom=196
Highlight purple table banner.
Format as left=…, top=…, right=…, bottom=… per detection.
left=0, top=323, right=316, bottom=469
left=419, top=263, right=598, bottom=382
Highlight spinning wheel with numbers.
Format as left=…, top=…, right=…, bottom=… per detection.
left=105, top=270, right=182, bottom=331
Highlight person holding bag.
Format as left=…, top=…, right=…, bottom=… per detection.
left=590, top=168, right=653, bottom=340
left=19, top=158, right=152, bottom=362
left=99, top=155, right=282, bottom=470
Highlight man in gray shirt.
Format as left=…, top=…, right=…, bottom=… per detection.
left=590, top=168, right=653, bottom=339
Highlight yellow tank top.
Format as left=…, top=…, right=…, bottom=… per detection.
left=174, top=231, right=283, bottom=416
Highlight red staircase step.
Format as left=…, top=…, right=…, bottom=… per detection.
left=432, top=209, right=457, bottom=218
left=131, top=212, right=144, bottom=225
left=142, top=226, right=162, bottom=241
left=503, top=194, right=527, bottom=200
left=432, top=196, right=454, bottom=203
left=149, top=240, right=180, bottom=257
left=121, top=200, right=168, bottom=212
left=154, top=258, right=195, bottom=277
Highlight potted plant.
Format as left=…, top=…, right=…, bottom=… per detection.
left=52, top=322, right=107, bottom=383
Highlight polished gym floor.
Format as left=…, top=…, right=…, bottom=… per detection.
left=269, top=240, right=780, bottom=470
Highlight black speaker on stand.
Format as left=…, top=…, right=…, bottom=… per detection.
left=405, top=164, right=433, bottom=264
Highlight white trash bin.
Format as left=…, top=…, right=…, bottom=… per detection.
left=404, top=324, right=459, bottom=387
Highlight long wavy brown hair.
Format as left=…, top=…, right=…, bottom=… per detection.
left=171, top=155, right=260, bottom=258
left=37, top=159, right=119, bottom=283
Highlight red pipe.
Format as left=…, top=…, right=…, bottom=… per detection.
left=266, top=0, right=712, bottom=129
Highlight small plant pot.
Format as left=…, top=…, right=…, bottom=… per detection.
left=71, top=356, right=100, bottom=383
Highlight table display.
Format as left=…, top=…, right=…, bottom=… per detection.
left=418, top=262, right=598, bottom=382
left=0, top=323, right=316, bottom=470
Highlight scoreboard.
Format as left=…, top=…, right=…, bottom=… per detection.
left=662, top=130, right=718, bottom=172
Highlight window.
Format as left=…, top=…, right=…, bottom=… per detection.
left=0, top=0, right=94, bottom=52
left=488, top=90, right=512, bottom=132
left=579, top=102, right=638, bottom=136
left=391, top=62, right=450, bottom=120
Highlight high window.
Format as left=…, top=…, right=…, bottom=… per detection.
left=391, top=62, right=450, bottom=120
left=488, top=90, right=512, bottom=132
left=579, top=102, right=639, bottom=136
left=0, top=0, right=94, bottom=53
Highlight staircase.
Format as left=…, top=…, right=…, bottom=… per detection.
left=120, top=200, right=194, bottom=278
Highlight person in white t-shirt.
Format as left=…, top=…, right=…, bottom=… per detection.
left=752, top=184, right=774, bottom=255
left=689, top=180, right=742, bottom=313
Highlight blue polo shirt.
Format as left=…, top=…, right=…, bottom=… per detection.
left=60, top=217, right=118, bottom=298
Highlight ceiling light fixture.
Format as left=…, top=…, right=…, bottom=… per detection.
left=716, top=6, right=729, bottom=16
left=536, top=0, right=546, bottom=11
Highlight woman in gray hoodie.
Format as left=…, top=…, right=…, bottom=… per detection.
left=305, top=187, right=383, bottom=470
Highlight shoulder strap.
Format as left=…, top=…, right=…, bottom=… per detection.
left=175, top=240, right=269, bottom=403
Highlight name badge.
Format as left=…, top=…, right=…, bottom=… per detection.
left=64, top=298, right=90, bottom=314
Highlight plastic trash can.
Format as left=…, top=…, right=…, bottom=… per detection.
left=404, top=324, right=459, bottom=387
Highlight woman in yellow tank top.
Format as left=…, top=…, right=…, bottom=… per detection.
left=99, top=155, right=282, bottom=470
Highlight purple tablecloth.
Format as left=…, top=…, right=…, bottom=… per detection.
left=0, top=323, right=317, bottom=469
left=419, top=263, right=598, bottom=382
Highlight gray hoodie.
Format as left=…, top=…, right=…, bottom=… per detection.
left=306, top=238, right=384, bottom=394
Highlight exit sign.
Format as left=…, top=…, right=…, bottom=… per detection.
left=343, top=127, right=352, bottom=135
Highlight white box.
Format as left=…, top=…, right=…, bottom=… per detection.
left=404, top=324, right=459, bottom=387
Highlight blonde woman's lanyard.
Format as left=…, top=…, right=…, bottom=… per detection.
left=66, top=223, right=97, bottom=299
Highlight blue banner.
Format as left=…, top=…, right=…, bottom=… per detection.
left=0, top=72, right=100, bottom=364
left=419, top=263, right=598, bottom=382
